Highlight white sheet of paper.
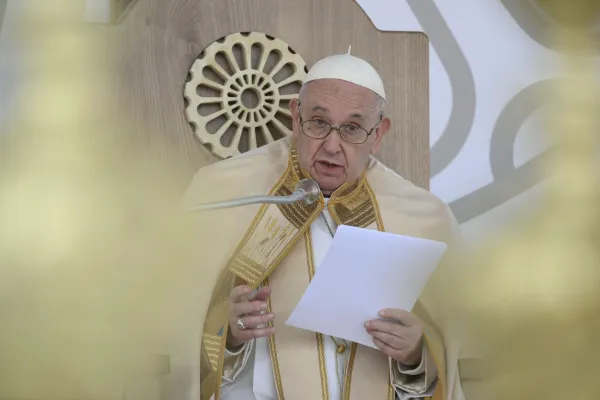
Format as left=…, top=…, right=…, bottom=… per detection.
left=285, top=225, right=447, bottom=349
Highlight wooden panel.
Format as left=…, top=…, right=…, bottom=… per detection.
left=108, top=0, right=429, bottom=191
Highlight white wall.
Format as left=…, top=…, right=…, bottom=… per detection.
left=84, top=0, right=112, bottom=23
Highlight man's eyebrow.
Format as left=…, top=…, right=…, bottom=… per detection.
left=311, top=106, right=365, bottom=120
left=311, top=105, right=329, bottom=114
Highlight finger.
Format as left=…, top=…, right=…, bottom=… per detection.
left=230, top=285, right=251, bottom=303
left=232, top=299, right=268, bottom=316
left=237, top=312, right=275, bottom=329
left=365, top=320, right=411, bottom=340
left=250, top=286, right=271, bottom=301
left=236, top=326, right=276, bottom=341
left=372, top=337, right=403, bottom=360
left=246, top=310, right=264, bottom=317
left=368, top=330, right=405, bottom=350
left=240, top=287, right=271, bottom=315
left=378, top=309, right=419, bottom=327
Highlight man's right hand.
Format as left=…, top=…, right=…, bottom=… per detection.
left=227, top=285, right=275, bottom=349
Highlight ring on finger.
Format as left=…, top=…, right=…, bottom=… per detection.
left=236, top=317, right=246, bottom=330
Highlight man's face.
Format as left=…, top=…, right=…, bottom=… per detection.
left=289, top=79, right=391, bottom=196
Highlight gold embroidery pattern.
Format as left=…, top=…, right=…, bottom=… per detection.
left=365, top=182, right=386, bottom=231
left=229, top=254, right=266, bottom=283
left=290, top=146, right=303, bottom=178
left=333, top=180, right=360, bottom=198
left=201, top=267, right=237, bottom=400
left=305, top=230, right=329, bottom=400
left=204, top=301, right=229, bottom=333
left=336, top=186, right=370, bottom=210
left=200, top=371, right=217, bottom=400
left=342, top=343, right=358, bottom=400
left=202, top=333, right=222, bottom=372
left=231, top=213, right=299, bottom=287
left=213, top=324, right=229, bottom=400
left=388, top=382, right=395, bottom=400
left=276, top=185, right=320, bottom=229
left=333, top=201, right=375, bottom=228
left=265, top=277, right=285, bottom=399
left=328, top=174, right=377, bottom=230
left=316, top=333, right=329, bottom=399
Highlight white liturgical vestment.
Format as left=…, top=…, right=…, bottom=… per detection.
left=217, top=199, right=434, bottom=400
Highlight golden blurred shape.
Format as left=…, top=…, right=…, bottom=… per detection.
left=451, top=1, right=600, bottom=399
left=0, top=1, right=205, bottom=399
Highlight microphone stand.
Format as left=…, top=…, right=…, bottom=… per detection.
left=189, top=179, right=321, bottom=212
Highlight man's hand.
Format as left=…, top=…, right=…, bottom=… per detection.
left=227, top=285, right=275, bottom=349
left=365, top=309, right=423, bottom=366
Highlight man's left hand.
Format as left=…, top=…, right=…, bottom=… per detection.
left=365, top=309, right=423, bottom=366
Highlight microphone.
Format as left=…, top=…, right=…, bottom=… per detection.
left=189, top=179, right=321, bottom=212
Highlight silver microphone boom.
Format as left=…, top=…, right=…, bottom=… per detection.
left=189, top=179, right=321, bottom=212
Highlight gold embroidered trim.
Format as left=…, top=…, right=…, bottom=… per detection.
left=229, top=253, right=265, bottom=284
left=226, top=206, right=273, bottom=288
left=228, top=194, right=322, bottom=288
left=423, top=333, right=446, bottom=399
left=315, top=333, right=329, bottom=399
left=290, top=145, right=302, bottom=178
left=366, top=182, right=386, bottom=231
left=265, top=277, right=285, bottom=399
left=328, top=174, right=378, bottom=230
left=200, top=372, right=217, bottom=400
left=342, top=343, right=358, bottom=400
left=333, top=201, right=375, bottom=228
left=276, top=185, right=317, bottom=229
left=204, top=301, right=229, bottom=335
left=202, top=333, right=222, bottom=372
left=388, top=382, right=395, bottom=400
left=305, top=230, right=329, bottom=400
left=213, top=324, right=228, bottom=399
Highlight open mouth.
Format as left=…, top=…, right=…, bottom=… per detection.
left=317, top=160, right=343, bottom=172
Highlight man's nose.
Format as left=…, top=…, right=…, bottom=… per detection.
left=322, top=128, right=343, bottom=153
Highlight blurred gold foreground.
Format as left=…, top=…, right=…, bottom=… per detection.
left=450, top=1, right=600, bottom=399
left=0, top=1, right=204, bottom=398
left=1, top=0, right=599, bottom=399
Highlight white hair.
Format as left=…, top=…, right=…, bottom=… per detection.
left=375, top=95, right=386, bottom=116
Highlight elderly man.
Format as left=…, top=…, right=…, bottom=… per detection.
left=183, top=52, right=463, bottom=400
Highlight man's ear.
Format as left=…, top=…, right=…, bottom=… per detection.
left=370, top=117, right=391, bottom=154
left=290, top=98, right=300, bottom=139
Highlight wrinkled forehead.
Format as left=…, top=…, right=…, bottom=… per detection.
left=300, top=79, right=380, bottom=120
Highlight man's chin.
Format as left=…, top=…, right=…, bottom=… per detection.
left=308, top=168, right=346, bottom=195
left=314, top=178, right=344, bottom=196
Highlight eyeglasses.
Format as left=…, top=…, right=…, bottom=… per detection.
left=298, top=104, right=382, bottom=145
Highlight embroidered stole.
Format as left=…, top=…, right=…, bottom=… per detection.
left=200, top=148, right=445, bottom=400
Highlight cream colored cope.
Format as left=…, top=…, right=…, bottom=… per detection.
left=192, top=50, right=455, bottom=400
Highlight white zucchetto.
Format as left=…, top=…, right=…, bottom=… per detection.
left=304, top=46, right=386, bottom=100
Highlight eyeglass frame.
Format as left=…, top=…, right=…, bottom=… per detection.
left=296, top=101, right=383, bottom=145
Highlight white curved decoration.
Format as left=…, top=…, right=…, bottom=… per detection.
left=355, top=0, right=580, bottom=241
left=184, top=32, right=307, bottom=159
